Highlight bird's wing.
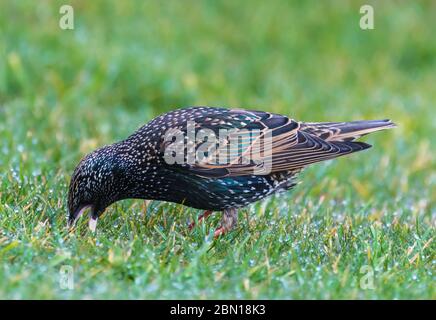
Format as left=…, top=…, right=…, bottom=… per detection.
left=299, top=119, right=396, bottom=142
left=160, top=108, right=376, bottom=178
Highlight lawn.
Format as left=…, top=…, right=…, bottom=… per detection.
left=0, top=0, right=434, bottom=299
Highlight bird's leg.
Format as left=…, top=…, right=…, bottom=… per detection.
left=188, top=210, right=213, bottom=230
left=214, top=208, right=238, bottom=238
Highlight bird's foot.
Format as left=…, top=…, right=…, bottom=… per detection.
left=214, top=208, right=238, bottom=238
left=213, top=226, right=227, bottom=238
left=188, top=210, right=213, bottom=231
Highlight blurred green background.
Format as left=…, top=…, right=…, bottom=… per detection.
left=0, top=1, right=434, bottom=299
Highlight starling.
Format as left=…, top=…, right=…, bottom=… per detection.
left=68, top=106, right=395, bottom=236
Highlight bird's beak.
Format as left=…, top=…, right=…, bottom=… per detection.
left=67, top=205, right=93, bottom=229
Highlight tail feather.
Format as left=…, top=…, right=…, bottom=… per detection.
left=300, top=119, right=396, bottom=142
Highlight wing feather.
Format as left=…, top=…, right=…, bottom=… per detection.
left=160, top=108, right=390, bottom=178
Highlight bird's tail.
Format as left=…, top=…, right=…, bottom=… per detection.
left=300, top=119, right=396, bottom=142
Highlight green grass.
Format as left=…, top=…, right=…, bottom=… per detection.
left=0, top=0, right=435, bottom=299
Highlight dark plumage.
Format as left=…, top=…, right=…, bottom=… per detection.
left=68, top=106, right=395, bottom=235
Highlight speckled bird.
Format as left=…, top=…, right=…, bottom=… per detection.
left=68, top=106, right=395, bottom=236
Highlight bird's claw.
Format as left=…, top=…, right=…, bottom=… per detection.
left=213, top=226, right=226, bottom=238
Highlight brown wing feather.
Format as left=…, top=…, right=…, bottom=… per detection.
left=183, top=111, right=395, bottom=178
left=300, top=119, right=396, bottom=142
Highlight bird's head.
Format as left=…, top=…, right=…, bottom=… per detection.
left=67, top=144, right=132, bottom=231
